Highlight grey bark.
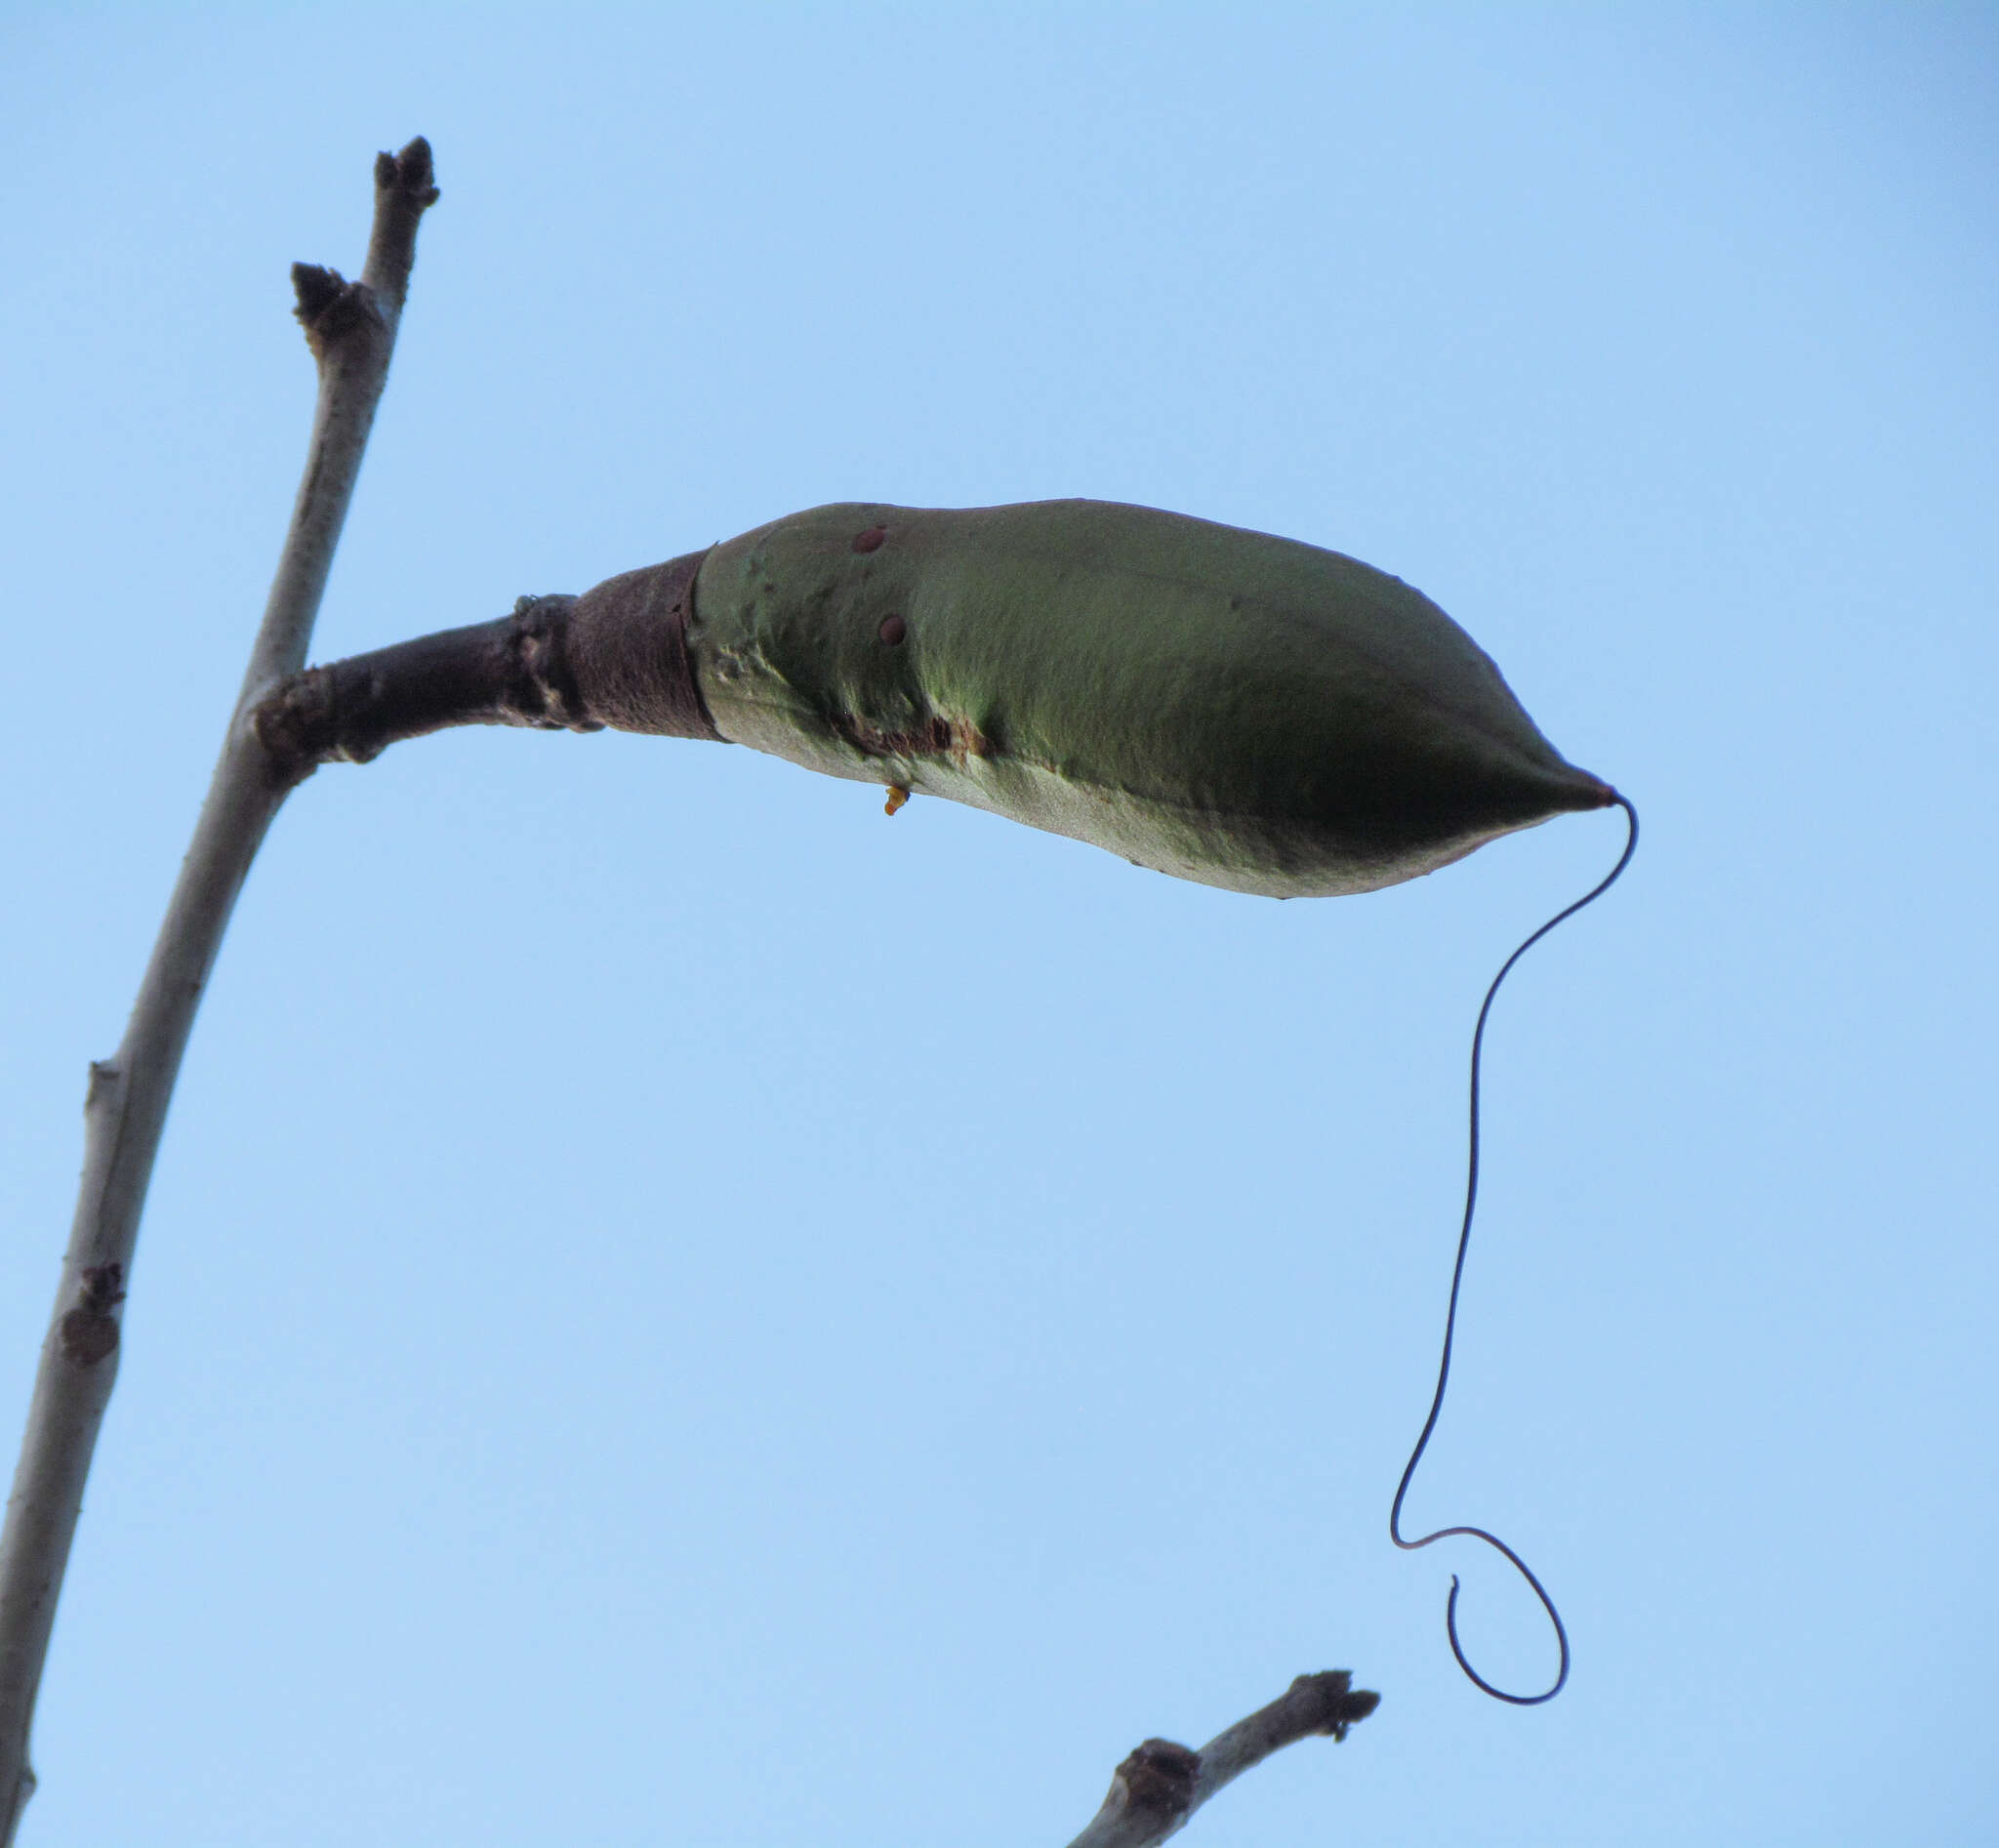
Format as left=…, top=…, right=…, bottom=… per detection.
left=0, top=139, right=437, bottom=1844
left=1062, top=1672, right=1379, bottom=1848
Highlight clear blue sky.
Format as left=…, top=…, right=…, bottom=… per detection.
left=3, top=6, right=1994, bottom=1843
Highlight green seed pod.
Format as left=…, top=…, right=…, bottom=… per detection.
left=567, top=499, right=1612, bottom=898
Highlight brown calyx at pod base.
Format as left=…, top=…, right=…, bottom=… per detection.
left=256, top=498, right=1617, bottom=896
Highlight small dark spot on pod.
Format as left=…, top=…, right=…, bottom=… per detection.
left=878, top=613, right=907, bottom=646
left=852, top=525, right=888, bottom=554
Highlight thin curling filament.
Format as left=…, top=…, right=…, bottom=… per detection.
left=1389, top=794, right=1639, bottom=1705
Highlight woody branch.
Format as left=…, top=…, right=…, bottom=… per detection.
left=1063, top=1672, right=1379, bottom=1848
left=0, top=139, right=437, bottom=1845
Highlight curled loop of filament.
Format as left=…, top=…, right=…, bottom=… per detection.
left=1389, top=794, right=1639, bottom=1705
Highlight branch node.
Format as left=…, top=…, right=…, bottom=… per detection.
left=362, top=137, right=438, bottom=311
left=291, top=141, right=434, bottom=362
left=290, top=263, right=379, bottom=359
left=1114, top=1740, right=1200, bottom=1821
left=77, top=1265, right=126, bottom=1315
left=378, top=136, right=439, bottom=210
left=252, top=665, right=342, bottom=779
left=58, top=1267, right=124, bottom=1371
left=1292, top=1669, right=1380, bottom=1743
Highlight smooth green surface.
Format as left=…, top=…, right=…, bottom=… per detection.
left=692, top=501, right=1611, bottom=897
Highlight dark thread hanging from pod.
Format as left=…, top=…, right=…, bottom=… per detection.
left=1389, top=795, right=1638, bottom=1704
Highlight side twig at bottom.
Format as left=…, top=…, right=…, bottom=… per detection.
left=1063, top=1671, right=1379, bottom=1848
